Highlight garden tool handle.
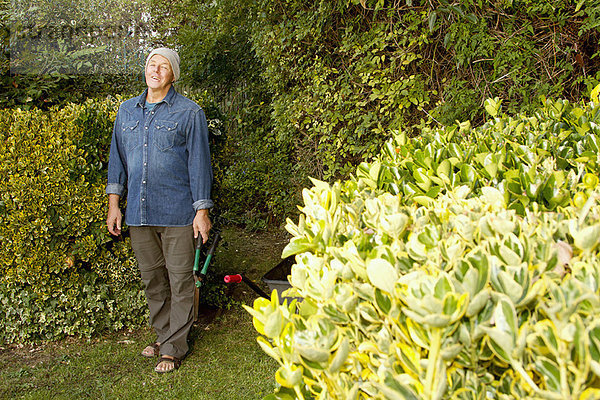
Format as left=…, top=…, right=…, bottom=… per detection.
left=224, top=274, right=242, bottom=283
left=223, top=273, right=270, bottom=299
left=193, top=237, right=203, bottom=274
left=195, top=232, right=222, bottom=288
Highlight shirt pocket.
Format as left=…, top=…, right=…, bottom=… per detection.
left=153, top=120, right=179, bottom=151
left=121, top=120, right=141, bottom=151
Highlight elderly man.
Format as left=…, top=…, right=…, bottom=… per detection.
left=106, top=48, right=213, bottom=373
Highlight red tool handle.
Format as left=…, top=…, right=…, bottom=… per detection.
left=224, top=274, right=242, bottom=284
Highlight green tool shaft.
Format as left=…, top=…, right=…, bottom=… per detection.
left=193, top=232, right=221, bottom=288
left=193, top=248, right=202, bottom=273
left=201, top=254, right=212, bottom=275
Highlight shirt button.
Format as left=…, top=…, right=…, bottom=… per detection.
left=142, top=180, right=146, bottom=184
left=142, top=198, right=145, bottom=201
left=144, top=143, right=148, bottom=147
left=145, top=126, right=148, bottom=130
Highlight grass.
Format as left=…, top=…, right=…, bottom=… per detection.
left=0, top=225, right=291, bottom=400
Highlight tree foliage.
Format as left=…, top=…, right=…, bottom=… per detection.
left=155, top=0, right=600, bottom=225
left=1, top=0, right=152, bottom=109
left=248, top=0, right=600, bottom=178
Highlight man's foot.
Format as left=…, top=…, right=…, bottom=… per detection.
left=141, top=342, right=160, bottom=358
left=155, top=355, right=181, bottom=373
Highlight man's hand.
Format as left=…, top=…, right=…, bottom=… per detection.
left=107, top=194, right=122, bottom=236
left=193, top=209, right=212, bottom=243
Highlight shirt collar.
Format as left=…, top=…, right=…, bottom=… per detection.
left=135, top=86, right=177, bottom=108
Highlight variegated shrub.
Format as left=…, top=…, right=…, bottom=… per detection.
left=247, top=91, right=600, bottom=399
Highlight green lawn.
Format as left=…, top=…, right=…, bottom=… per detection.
left=0, top=226, right=290, bottom=400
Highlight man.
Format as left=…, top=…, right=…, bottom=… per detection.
left=106, top=48, right=213, bottom=373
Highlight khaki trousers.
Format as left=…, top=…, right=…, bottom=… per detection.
left=130, top=225, right=195, bottom=360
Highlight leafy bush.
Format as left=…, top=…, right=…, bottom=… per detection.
left=213, top=112, right=301, bottom=228
left=0, top=100, right=148, bottom=343
left=247, top=91, right=600, bottom=399
left=248, top=0, right=600, bottom=180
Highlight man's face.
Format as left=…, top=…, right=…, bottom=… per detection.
left=145, top=54, right=174, bottom=91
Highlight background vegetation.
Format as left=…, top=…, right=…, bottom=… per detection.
left=4, top=0, right=600, bottom=224
left=1, top=0, right=600, bottom=345
left=0, top=99, right=148, bottom=343
left=0, top=0, right=153, bottom=109
left=140, top=0, right=600, bottom=225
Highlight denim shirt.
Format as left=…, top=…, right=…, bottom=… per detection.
left=106, top=86, right=214, bottom=227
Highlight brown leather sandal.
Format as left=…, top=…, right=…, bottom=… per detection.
left=141, top=342, right=160, bottom=358
left=155, top=356, right=181, bottom=373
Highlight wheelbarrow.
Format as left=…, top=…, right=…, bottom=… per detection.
left=224, top=256, right=299, bottom=303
